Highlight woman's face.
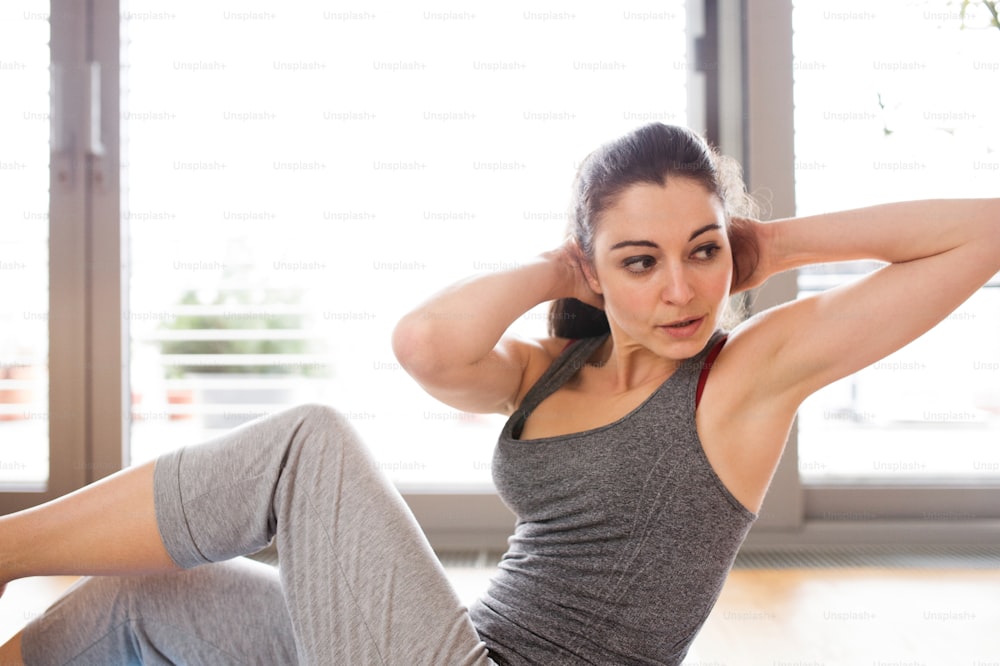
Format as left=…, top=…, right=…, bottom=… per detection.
left=584, top=178, right=733, bottom=359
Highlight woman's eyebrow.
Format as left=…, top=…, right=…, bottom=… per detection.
left=689, top=223, right=722, bottom=241
left=609, top=239, right=659, bottom=251
left=609, top=223, right=722, bottom=251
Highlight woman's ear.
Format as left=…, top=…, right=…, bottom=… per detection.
left=569, top=238, right=603, bottom=295
left=580, top=258, right=603, bottom=295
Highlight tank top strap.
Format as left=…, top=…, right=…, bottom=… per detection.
left=516, top=334, right=609, bottom=418
left=511, top=331, right=727, bottom=438
left=647, top=329, right=730, bottom=412
left=696, top=333, right=729, bottom=408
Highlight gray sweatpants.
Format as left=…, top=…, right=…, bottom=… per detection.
left=21, top=404, right=496, bottom=665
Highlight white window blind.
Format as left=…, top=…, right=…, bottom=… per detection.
left=125, top=1, right=691, bottom=489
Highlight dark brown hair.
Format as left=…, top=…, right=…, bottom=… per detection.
left=549, top=123, right=759, bottom=338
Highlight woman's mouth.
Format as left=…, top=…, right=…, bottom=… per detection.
left=659, top=316, right=704, bottom=338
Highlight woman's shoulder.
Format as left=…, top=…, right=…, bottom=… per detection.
left=502, top=334, right=575, bottom=411
left=695, top=320, right=802, bottom=512
left=507, top=333, right=616, bottom=411
left=542, top=335, right=578, bottom=356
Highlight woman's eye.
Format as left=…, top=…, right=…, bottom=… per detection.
left=692, top=243, right=721, bottom=260
left=623, top=256, right=656, bottom=273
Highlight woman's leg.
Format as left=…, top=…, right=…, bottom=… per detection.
left=21, top=558, right=298, bottom=666
left=0, top=461, right=179, bottom=663
left=151, top=403, right=491, bottom=664
left=0, top=461, right=177, bottom=585
left=4, top=404, right=491, bottom=665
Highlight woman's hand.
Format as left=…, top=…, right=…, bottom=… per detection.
left=542, top=237, right=605, bottom=310
left=729, top=216, right=775, bottom=294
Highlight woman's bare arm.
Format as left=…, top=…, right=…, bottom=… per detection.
left=732, top=198, right=1000, bottom=408
left=392, top=241, right=601, bottom=415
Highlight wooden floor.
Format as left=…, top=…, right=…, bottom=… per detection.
left=686, top=568, right=1000, bottom=665
left=4, top=566, right=1000, bottom=664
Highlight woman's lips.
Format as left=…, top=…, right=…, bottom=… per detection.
left=659, top=316, right=705, bottom=339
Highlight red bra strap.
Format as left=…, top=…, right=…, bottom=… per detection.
left=696, top=335, right=728, bottom=409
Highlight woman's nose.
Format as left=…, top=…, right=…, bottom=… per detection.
left=661, top=264, right=694, bottom=305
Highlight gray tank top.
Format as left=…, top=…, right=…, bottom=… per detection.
left=468, top=331, right=757, bottom=665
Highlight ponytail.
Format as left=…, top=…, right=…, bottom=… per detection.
left=548, top=298, right=610, bottom=338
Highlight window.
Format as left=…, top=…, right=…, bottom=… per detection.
left=792, top=0, right=1000, bottom=485
left=124, top=1, right=692, bottom=490
left=0, top=3, right=51, bottom=489
left=7, top=0, right=998, bottom=545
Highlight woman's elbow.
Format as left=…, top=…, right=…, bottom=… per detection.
left=391, top=313, right=442, bottom=381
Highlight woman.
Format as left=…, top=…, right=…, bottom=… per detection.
left=1, top=123, right=997, bottom=664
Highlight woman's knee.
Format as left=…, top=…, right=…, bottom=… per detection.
left=234, top=403, right=368, bottom=462
left=286, top=402, right=348, bottom=427
left=285, top=403, right=368, bottom=451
